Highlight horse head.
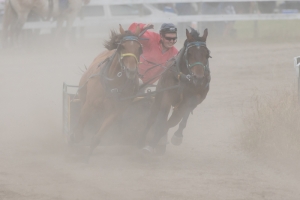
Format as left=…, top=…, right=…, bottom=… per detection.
left=184, top=28, right=211, bottom=86
left=117, top=24, right=142, bottom=80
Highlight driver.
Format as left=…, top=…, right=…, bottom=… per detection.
left=128, top=23, right=178, bottom=84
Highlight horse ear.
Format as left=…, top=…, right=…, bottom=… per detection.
left=202, top=28, right=208, bottom=41
left=135, top=25, right=141, bottom=36
left=186, top=29, right=193, bottom=42
left=119, top=24, right=125, bottom=34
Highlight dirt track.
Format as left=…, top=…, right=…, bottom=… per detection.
left=1, top=38, right=300, bottom=200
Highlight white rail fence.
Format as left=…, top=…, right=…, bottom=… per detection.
left=1, top=1, right=300, bottom=30
left=10, top=13, right=298, bottom=31
left=89, top=0, right=287, bottom=5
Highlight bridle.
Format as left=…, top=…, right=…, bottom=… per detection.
left=183, top=41, right=210, bottom=79
left=96, top=35, right=143, bottom=98
left=116, top=35, right=143, bottom=78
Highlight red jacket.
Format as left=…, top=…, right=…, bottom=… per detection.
left=129, top=23, right=178, bottom=84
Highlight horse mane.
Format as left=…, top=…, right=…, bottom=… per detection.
left=184, top=27, right=204, bottom=47
left=104, top=30, right=136, bottom=50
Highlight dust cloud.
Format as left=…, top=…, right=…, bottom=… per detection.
left=1, top=26, right=300, bottom=200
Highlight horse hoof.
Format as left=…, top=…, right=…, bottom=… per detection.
left=142, top=145, right=154, bottom=154
left=171, top=135, right=183, bottom=146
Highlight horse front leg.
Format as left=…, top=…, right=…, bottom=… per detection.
left=72, top=100, right=94, bottom=143
left=170, top=95, right=199, bottom=146
left=86, top=111, right=120, bottom=161
left=137, top=95, right=162, bottom=148
left=143, top=94, right=172, bottom=153
left=167, top=102, right=187, bottom=129
left=170, top=107, right=191, bottom=146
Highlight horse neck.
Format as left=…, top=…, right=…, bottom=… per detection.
left=178, top=48, right=189, bottom=75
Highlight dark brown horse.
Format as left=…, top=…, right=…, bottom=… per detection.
left=139, top=28, right=211, bottom=154
left=73, top=25, right=142, bottom=160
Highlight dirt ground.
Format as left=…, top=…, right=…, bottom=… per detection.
left=0, top=35, right=300, bottom=200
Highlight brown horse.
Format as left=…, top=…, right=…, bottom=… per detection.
left=73, top=25, right=142, bottom=161
left=139, top=28, right=211, bottom=154
left=1, top=0, right=89, bottom=46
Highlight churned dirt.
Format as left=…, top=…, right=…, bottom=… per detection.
left=0, top=35, right=300, bottom=200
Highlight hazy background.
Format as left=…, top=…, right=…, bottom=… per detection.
left=1, top=1, right=300, bottom=199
